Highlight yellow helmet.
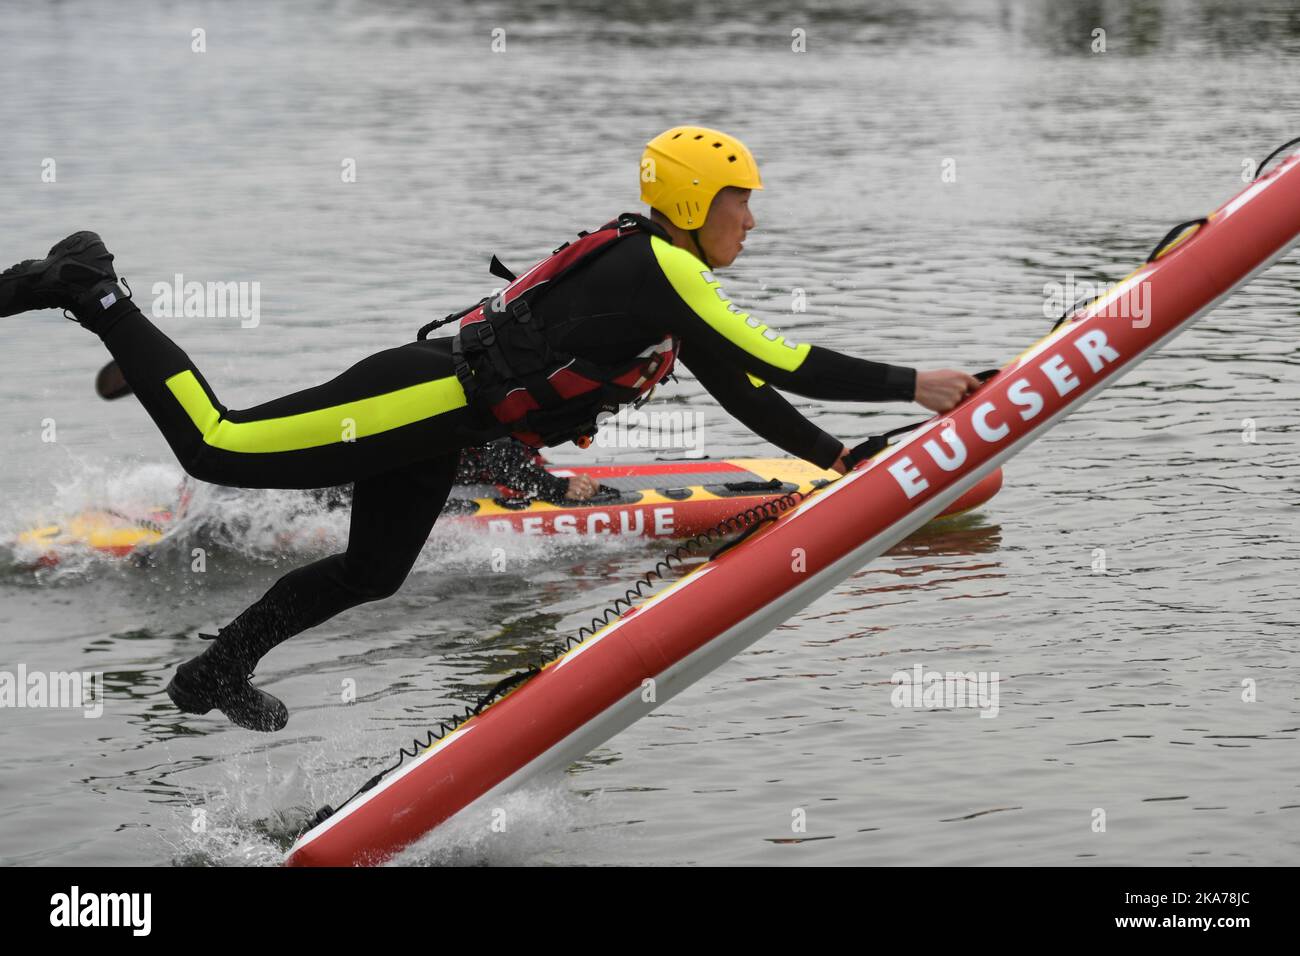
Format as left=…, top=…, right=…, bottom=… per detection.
left=640, top=126, right=763, bottom=230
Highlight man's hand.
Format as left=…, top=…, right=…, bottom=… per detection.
left=914, top=369, right=982, bottom=413
left=830, top=444, right=851, bottom=475
left=564, top=474, right=599, bottom=500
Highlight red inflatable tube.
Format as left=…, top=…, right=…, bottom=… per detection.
left=286, top=148, right=1300, bottom=866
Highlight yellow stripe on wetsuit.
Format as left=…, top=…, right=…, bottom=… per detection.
left=650, top=235, right=811, bottom=374
left=164, top=369, right=469, bottom=454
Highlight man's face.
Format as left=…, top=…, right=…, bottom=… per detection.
left=698, top=187, right=755, bottom=268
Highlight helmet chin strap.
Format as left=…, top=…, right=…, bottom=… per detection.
left=688, top=229, right=712, bottom=270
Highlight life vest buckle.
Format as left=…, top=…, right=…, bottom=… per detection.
left=454, top=360, right=477, bottom=393
left=510, top=299, right=533, bottom=324
left=469, top=322, right=496, bottom=349
left=450, top=334, right=479, bottom=396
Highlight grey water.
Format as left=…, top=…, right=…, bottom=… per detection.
left=0, top=0, right=1297, bottom=866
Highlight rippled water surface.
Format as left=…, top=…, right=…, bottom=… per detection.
left=1, top=0, right=1298, bottom=866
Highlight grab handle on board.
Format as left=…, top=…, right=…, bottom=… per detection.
left=841, top=368, right=999, bottom=471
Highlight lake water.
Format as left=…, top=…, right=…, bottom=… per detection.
left=1, top=0, right=1297, bottom=866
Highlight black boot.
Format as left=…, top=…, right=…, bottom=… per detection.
left=166, top=632, right=290, bottom=732
left=0, top=231, right=127, bottom=327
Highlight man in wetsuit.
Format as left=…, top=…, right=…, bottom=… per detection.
left=0, top=125, right=979, bottom=732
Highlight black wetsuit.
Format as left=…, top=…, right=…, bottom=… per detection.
left=91, top=215, right=916, bottom=672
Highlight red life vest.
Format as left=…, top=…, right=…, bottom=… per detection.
left=421, top=213, right=678, bottom=449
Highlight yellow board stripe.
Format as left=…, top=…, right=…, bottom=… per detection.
left=164, top=369, right=469, bottom=454
left=650, top=235, right=811, bottom=373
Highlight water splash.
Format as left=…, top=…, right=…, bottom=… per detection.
left=2, top=460, right=652, bottom=578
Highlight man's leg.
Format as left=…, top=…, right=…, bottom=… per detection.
left=6, top=232, right=501, bottom=487
left=166, top=452, right=461, bottom=731
left=95, top=297, right=496, bottom=488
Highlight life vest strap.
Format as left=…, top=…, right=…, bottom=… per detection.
left=488, top=255, right=517, bottom=283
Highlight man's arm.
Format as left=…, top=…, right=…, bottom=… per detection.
left=644, top=235, right=918, bottom=403
left=677, top=342, right=846, bottom=470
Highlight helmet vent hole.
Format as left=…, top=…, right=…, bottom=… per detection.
left=728, top=155, right=736, bottom=162
left=693, top=134, right=703, bottom=140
